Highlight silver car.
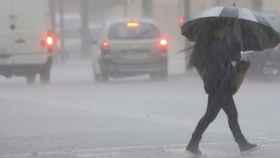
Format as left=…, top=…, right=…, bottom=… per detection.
left=92, top=18, right=169, bottom=81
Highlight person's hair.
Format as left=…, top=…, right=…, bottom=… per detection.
left=188, top=19, right=242, bottom=70
left=188, top=33, right=212, bottom=70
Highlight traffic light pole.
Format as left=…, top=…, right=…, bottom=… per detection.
left=124, top=0, right=128, bottom=17
left=80, top=0, right=90, bottom=57
left=184, top=0, right=190, bottom=19
left=183, top=0, right=191, bottom=71
left=214, top=0, right=221, bottom=6
left=58, top=0, right=65, bottom=60
left=252, top=0, right=263, bottom=11
left=142, top=0, right=153, bottom=17
left=48, top=0, right=56, bottom=32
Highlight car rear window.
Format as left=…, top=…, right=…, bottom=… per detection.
left=108, top=22, right=160, bottom=40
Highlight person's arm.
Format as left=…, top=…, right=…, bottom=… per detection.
left=230, top=41, right=242, bottom=61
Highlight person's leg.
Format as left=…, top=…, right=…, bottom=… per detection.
left=222, top=95, right=257, bottom=151
left=187, top=94, right=221, bottom=154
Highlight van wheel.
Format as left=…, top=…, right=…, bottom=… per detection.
left=150, top=67, right=168, bottom=81
left=26, top=74, right=36, bottom=85
left=40, top=68, right=50, bottom=84
left=40, top=59, right=52, bottom=84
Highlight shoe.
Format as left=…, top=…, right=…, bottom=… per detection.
left=239, top=143, right=258, bottom=152
left=186, top=146, right=202, bottom=156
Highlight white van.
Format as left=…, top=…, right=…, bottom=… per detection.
left=0, top=0, right=58, bottom=84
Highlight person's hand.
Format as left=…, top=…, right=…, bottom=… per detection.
left=231, top=61, right=237, bottom=67
left=241, top=51, right=250, bottom=61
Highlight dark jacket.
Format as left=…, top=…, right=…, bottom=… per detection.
left=199, top=39, right=241, bottom=95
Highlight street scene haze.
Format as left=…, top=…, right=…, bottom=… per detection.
left=0, top=0, right=280, bottom=158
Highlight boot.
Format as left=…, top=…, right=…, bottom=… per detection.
left=186, top=136, right=202, bottom=155
left=186, top=145, right=202, bottom=155
left=239, top=143, right=258, bottom=152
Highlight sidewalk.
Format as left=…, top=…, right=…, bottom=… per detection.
left=2, top=141, right=280, bottom=158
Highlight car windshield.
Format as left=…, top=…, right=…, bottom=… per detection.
left=108, top=22, right=160, bottom=40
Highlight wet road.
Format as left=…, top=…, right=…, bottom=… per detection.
left=0, top=60, right=280, bottom=157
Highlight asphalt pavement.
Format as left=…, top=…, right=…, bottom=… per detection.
left=0, top=59, right=280, bottom=158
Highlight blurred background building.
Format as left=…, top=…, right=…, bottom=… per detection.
left=49, top=0, right=280, bottom=58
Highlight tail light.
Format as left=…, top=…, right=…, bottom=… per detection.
left=100, top=40, right=111, bottom=55
left=41, top=31, right=59, bottom=53
left=46, top=36, right=54, bottom=47
left=160, top=38, right=168, bottom=47
left=156, top=37, right=169, bottom=55
left=178, top=16, right=187, bottom=26
left=101, top=40, right=111, bottom=49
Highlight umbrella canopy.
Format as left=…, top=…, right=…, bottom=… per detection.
left=182, top=6, right=280, bottom=51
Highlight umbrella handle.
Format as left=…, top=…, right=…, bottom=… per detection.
left=234, top=19, right=244, bottom=52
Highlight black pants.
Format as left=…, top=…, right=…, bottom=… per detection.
left=188, top=94, right=248, bottom=148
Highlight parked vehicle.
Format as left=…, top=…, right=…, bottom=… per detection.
left=0, top=0, right=59, bottom=84
left=244, top=45, right=280, bottom=80
left=92, top=18, right=169, bottom=82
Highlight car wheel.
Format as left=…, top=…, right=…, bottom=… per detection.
left=150, top=65, right=168, bottom=80
left=150, top=71, right=168, bottom=80
left=95, top=73, right=109, bottom=82
left=96, top=61, right=110, bottom=82
left=26, top=74, right=36, bottom=85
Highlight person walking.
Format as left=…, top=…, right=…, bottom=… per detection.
left=186, top=27, right=257, bottom=155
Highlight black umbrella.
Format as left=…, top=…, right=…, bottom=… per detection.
left=182, top=6, right=280, bottom=51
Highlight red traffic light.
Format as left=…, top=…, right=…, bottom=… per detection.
left=178, top=16, right=187, bottom=26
